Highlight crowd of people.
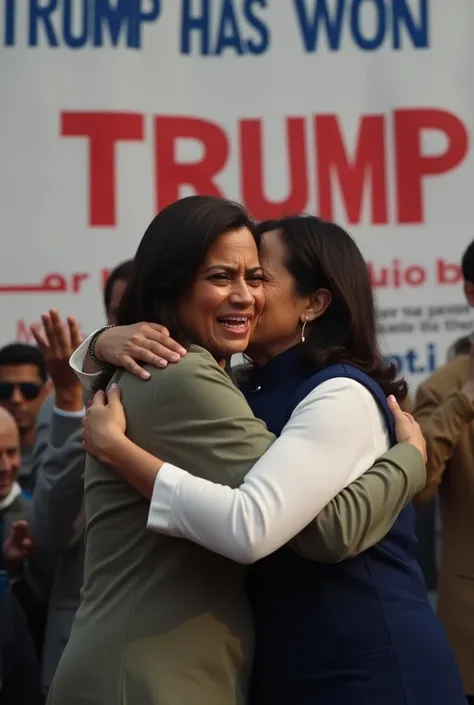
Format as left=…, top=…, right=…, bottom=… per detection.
left=0, top=261, right=132, bottom=704
left=1, top=197, right=474, bottom=704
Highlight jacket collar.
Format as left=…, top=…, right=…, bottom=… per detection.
left=0, top=482, right=21, bottom=511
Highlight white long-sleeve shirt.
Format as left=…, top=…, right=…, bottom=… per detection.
left=70, top=337, right=390, bottom=563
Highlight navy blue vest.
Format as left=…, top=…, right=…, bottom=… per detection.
left=243, top=350, right=465, bottom=705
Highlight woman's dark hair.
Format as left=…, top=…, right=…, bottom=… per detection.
left=96, top=196, right=256, bottom=390
left=257, top=215, right=407, bottom=402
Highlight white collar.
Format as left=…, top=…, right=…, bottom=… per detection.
left=0, top=482, right=22, bottom=510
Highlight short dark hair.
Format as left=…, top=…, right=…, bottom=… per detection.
left=117, top=195, right=256, bottom=336
left=461, top=241, right=474, bottom=284
left=257, top=216, right=407, bottom=402
left=103, top=260, right=134, bottom=314
left=0, top=343, right=47, bottom=382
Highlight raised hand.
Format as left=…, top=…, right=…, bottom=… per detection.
left=3, top=520, right=34, bottom=575
left=31, top=309, right=83, bottom=410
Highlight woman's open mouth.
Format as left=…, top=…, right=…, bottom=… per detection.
left=217, top=316, right=252, bottom=336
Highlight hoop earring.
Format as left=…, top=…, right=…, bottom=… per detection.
left=301, top=319, right=307, bottom=344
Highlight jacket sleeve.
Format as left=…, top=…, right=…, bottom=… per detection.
left=125, top=348, right=275, bottom=488
left=28, top=395, right=55, bottom=489
left=289, top=443, right=426, bottom=562
left=147, top=375, right=422, bottom=563
left=30, top=410, right=86, bottom=553
left=413, top=379, right=474, bottom=504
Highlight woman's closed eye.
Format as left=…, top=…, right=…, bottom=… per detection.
left=208, top=272, right=264, bottom=286
left=209, top=273, right=231, bottom=283
left=246, top=273, right=265, bottom=287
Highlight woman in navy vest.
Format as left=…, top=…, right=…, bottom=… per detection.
left=78, top=215, right=465, bottom=704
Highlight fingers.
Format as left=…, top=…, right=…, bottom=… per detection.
left=41, top=312, right=60, bottom=357
left=146, top=323, right=171, bottom=338
left=12, top=520, right=28, bottom=529
left=388, top=395, right=404, bottom=417
left=122, top=356, right=151, bottom=380
left=12, top=521, right=29, bottom=541
left=91, top=390, right=106, bottom=407
left=30, top=324, right=49, bottom=353
left=107, top=384, right=122, bottom=404
left=124, top=344, right=175, bottom=369
left=36, top=309, right=79, bottom=359
left=132, top=325, right=187, bottom=359
left=68, top=316, right=83, bottom=349
left=43, top=309, right=69, bottom=358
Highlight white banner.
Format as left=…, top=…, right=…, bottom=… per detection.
left=1, top=0, right=473, bottom=389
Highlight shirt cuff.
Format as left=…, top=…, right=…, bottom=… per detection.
left=146, top=463, right=185, bottom=534
left=53, top=406, right=86, bottom=419
left=69, top=332, right=102, bottom=383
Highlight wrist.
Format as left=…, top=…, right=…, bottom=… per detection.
left=88, top=325, right=115, bottom=366
left=55, top=386, right=84, bottom=412
left=407, top=440, right=426, bottom=463
left=92, top=335, right=105, bottom=363
left=98, top=429, right=129, bottom=465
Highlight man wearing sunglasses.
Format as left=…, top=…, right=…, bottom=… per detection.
left=0, top=344, right=51, bottom=492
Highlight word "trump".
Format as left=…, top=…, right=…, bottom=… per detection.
left=2, top=0, right=160, bottom=48
left=60, top=108, right=468, bottom=228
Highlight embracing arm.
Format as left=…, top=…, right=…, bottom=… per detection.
left=146, top=380, right=419, bottom=563
left=291, top=443, right=425, bottom=561
left=93, top=401, right=424, bottom=563
left=98, top=374, right=412, bottom=564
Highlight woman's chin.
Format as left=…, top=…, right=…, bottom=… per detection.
left=208, top=337, right=251, bottom=361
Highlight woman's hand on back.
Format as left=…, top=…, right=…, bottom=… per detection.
left=94, top=323, right=187, bottom=380
left=83, top=384, right=127, bottom=463
left=387, top=395, right=427, bottom=463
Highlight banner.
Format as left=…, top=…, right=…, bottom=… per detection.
left=1, top=0, right=472, bottom=390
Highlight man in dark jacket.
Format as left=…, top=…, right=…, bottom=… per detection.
left=0, top=407, right=41, bottom=704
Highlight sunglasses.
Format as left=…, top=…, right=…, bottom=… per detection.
left=0, top=382, right=42, bottom=401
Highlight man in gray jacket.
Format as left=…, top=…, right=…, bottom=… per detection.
left=30, top=261, right=134, bottom=699
left=29, top=312, right=86, bottom=700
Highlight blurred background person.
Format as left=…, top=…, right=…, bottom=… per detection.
left=447, top=240, right=474, bottom=360
left=103, top=260, right=133, bottom=326
left=0, top=405, right=49, bottom=675
left=27, top=258, right=132, bottom=701
left=414, top=240, right=474, bottom=704
left=0, top=345, right=51, bottom=492
left=29, top=311, right=85, bottom=702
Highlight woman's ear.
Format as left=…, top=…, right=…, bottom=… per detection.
left=303, top=289, right=332, bottom=322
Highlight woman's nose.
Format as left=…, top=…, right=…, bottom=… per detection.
left=229, top=281, right=255, bottom=307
